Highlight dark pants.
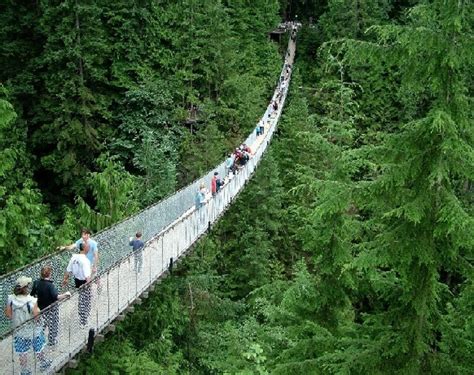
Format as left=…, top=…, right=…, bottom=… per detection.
left=75, top=278, right=91, bottom=326
left=43, top=305, right=59, bottom=346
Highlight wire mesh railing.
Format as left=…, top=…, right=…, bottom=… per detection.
left=0, top=31, right=296, bottom=374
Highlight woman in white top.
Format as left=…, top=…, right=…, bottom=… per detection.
left=5, top=275, right=52, bottom=373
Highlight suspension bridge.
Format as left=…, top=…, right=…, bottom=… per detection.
left=0, top=27, right=296, bottom=374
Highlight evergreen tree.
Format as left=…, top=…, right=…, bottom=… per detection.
left=75, top=154, right=139, bottom=232
left=318, top=0, right=391, bottom=40
left=31, top=0, right=109, bottom=201
left=334, top=1, right=474, bottom=373
left=0, top=89, right=54, bottom=272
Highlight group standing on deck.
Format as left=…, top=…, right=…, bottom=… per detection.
left=5, top=227, right=145, bottom=374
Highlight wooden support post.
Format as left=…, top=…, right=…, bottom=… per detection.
left=87, top=328, right=95, bottom=353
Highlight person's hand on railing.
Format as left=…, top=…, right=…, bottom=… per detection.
left=59, top=291, right=71, bottom=300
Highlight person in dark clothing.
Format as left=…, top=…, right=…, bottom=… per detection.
left=31, top=266, right=70, bottom=346
left=129, top=232, right=145, bottom=273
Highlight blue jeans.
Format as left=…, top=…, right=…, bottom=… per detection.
left=134, top=250, right=143, bottom=273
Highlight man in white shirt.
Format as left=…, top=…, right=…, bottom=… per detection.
left=62, top=243, right=92, bottom=326
left=60, top=228, right=99, bottom=275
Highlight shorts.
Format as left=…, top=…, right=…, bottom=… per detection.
left=14, top=332, right=46, bottom=354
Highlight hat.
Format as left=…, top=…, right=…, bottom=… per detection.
left=16, top=276, right=32, bottom=288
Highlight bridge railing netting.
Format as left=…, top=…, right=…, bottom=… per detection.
left=0, top=35, right=295, bottom=374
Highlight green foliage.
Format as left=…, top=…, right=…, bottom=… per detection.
left=293, top=1, right=473, bottom=373
left=31, top=0, right=107, bottom=198
left=212, top=154, right=286, bottom=299
left=69, top=338, right=181, bottom=375
left=0, top=182, right=54, bottom=274
left=112, top=82, right=179, bottom=204
left=179, top=122, right=227, bottom=183
left=0, top=89, right=55, bottom=273
left=318, top=0, right=391, bottom=40
left=76, top=154, right=139, bottom=232
left=435, top=280, right=474, bottom=375
left=134, top=132, right=178, bottom=205
left=240, top=343, right=269, bottom=375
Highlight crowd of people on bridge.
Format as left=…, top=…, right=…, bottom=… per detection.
left=4, top=27, right=295, bottom=374
left=4, top=227, right=146, bottom=374
left=197, top=42, right=294, bottom=208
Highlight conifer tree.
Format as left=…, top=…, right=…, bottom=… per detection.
left=336, top=1, right=474, bottom=372
left=209, top=153, right=285, bottom=299
left=75, top=154, right=139, bottom=232
left=318, top=0, right=391, bottom=40
left=0, top=89, right=54, bottom=272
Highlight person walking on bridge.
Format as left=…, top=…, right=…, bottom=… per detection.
left=129, top=232, right=145, bottom=273
left=195, top=183, right=208, bottom=228
left=195, top=183, right=207, bottom=209
left=211, top=172, right=222, bottom=197
left=31, top=266, right=71, bottom=347
left=62, top=243, right=92, bottom=327
left=60, top=228, right=99, bottom=275
left=225, top=153, right=235, bottom=175
left=5, top=276, right=52, bottom=373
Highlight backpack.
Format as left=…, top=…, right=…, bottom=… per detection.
left=10, top=297, right=34, bottom=328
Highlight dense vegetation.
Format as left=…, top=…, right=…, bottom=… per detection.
left=1, top=0, right=473, bottom=374
left=0, top=0, right=281, bottom=273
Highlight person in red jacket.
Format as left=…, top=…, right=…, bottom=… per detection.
left=211, top=172, right=219, bottom=197
left=234, top=148, right=243, bottom=168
